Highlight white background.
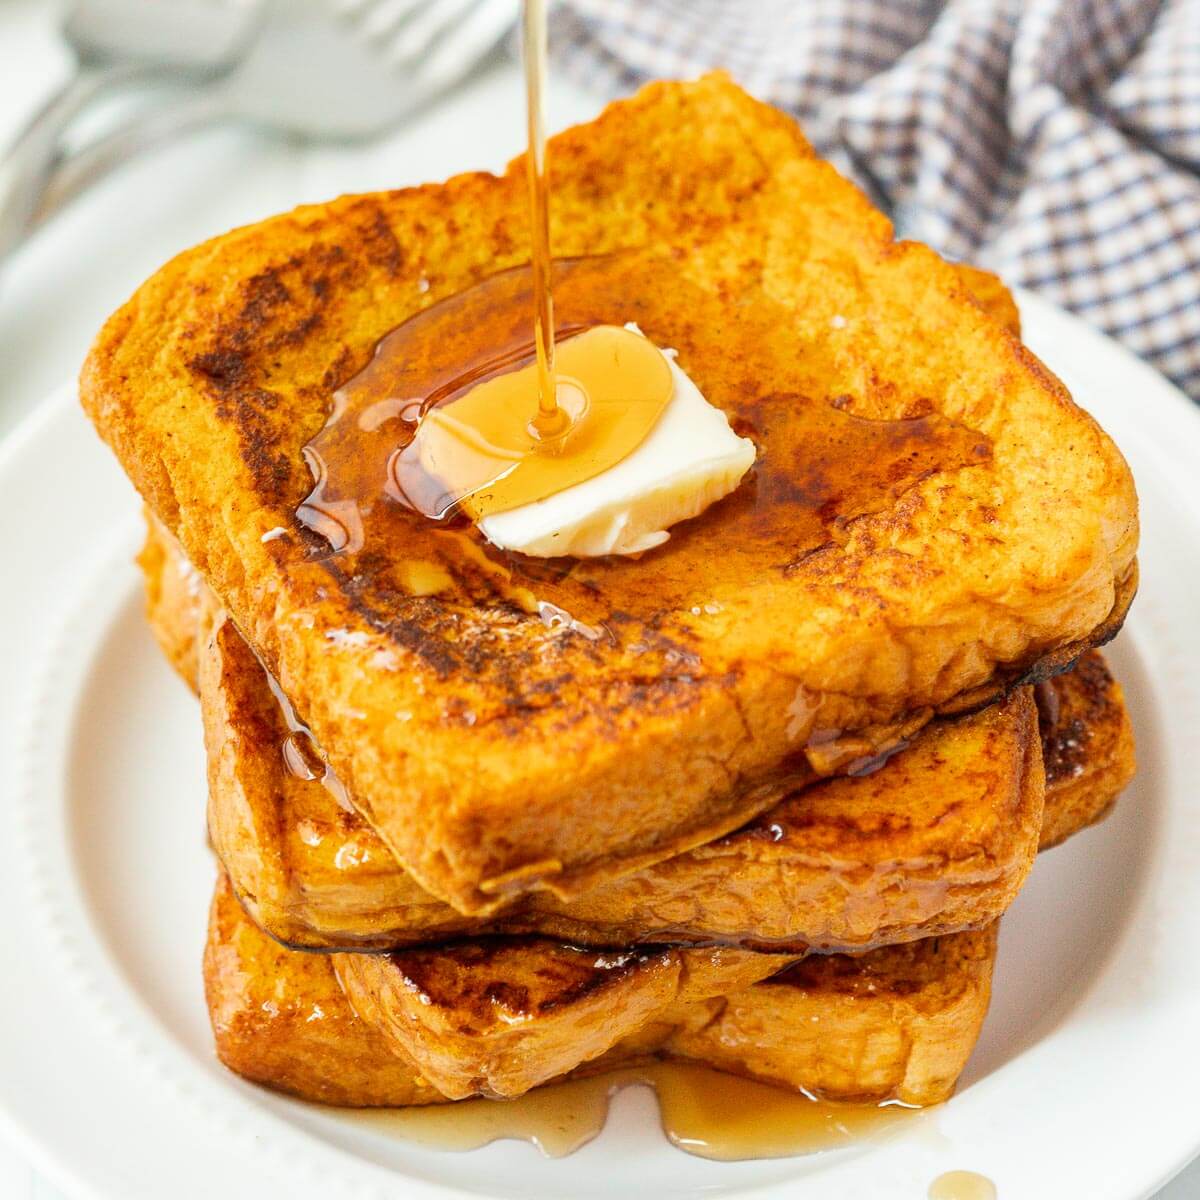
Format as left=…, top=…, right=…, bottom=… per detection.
left=0, top=1, right=1195, bottom=1195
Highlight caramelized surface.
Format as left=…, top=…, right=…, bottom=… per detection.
left=318, top=663, right=1123, bottom=1101
left=334, top=937, right=788, bottom=1100
left=84, top=76, right=1138, bottom=914
left=143, top=264, right=1134, bottom=956
left=200, top=619, right=1129, bottom=1108
left=1037, top=652, right=1136, bottom=848
left=665, top=926, right=998, bottom=1106
left=204, top=871, right=436, bottom=1108
left=189, top=580, right=1127, bottom=1101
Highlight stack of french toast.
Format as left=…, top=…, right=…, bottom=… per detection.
left=81, top=76, right=1138, bottom=1120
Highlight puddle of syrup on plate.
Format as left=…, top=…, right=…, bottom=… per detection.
left=344, top=1062, right=918, bottom=1161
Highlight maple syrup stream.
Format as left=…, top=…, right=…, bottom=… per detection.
left=521, top=0, right=567, bottom=442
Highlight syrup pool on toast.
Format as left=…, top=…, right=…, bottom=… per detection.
left=295, top=246, right=992, bottom=621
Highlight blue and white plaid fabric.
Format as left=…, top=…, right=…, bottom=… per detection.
left=550, top=0, right=1200, bottom=400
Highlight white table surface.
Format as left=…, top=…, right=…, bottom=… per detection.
left=0, top=2, right=1196, bottom=1196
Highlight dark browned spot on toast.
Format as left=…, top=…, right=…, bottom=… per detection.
left=769, top=927, right=997, bottom=998
left=1039, top=650, right=1119, bottom=787
left=386, top=937, right=668, bottom=1019
left=184, top=244, right=374, bottom=504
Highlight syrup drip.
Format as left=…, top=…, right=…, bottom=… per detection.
left=344, top=1063, right=917, bottom=1161
left=282, top=732, right=322, bottom=781
left=261, top=657, right=353, bottom=813
left=297, top=255, right=994, bottom=631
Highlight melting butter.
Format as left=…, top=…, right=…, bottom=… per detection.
left=391, top=325, right=671, bottom=518
left=479, top=330, right=754, bottom=557
left=390, top=325, right=754, bottom=558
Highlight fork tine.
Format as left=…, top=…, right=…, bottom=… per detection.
left=331, top=0, right=389, bottom=18
left=389, top=0, right=482, bottom=63
left=407, top=0, right=517, bottom=87
left=352, top=0, right=431, bottom=40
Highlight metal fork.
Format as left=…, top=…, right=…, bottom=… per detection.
left=31, top=0, right=519, bottom=237
left=0, top=0, right=264, bottom=262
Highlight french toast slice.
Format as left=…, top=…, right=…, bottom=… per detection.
left=183, top=587, right=1129, bottom=1099
left=142, top=504, right=1130, bottom=956
left=332, top=936, right=791, bottom=1101
left=139, top=507, right=1047, bottom=953
left=204, top=634, right=1132, bottom=1108
left=1036, top=654, right=1137, bottom=849
left=140, top=257, right=1029, bottom=700
left=87, top=73, right=1138, bottom=915
left=206, top=872, right=994, bottom=1109
left=662, top=928, right=999, bottom=1106
left=198, top=580, right=1045, bottom=953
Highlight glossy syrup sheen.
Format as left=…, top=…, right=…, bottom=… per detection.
left=343, top=1062, right=916, bottom=1161
left=298, top=253, right=994, bottom=628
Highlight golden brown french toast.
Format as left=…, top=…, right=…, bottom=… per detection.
left=141, top=505, right=1130, bottom=956
left=662, top=927, right=999, bottom=1106
left=205, top=872, right=994, bottom=1108
left=149, top=265, right=1061, bottom=959
left=139, top=505, right=1047, bottom=954
left=192, top=598, right=1129, bottom=1099
left=140, top=256, right=1027, bottom=700
left=138, top=511, right=203, bottom=689
left=205, top=871, right=438, bottom=1108
left=327, top=648, right=1129, bottom=1101
left=88, top=74, right=1138, bottom=915
left=147, top=263, right=1064, bottom=961
left=952, top=263, right=1022, bottom=334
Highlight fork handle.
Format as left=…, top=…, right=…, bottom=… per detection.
left=33, top=88, right=233, bottom=230
left=0, top=61, right=168, bottom=266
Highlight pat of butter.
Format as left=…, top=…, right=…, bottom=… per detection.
left=479, top=330, right=755, bottom=558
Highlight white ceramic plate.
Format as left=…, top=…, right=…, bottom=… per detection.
left=1, top=292, right=1197, bottom=1200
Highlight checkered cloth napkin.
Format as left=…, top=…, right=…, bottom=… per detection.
left=549, top=0, right=1200, bottom=400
